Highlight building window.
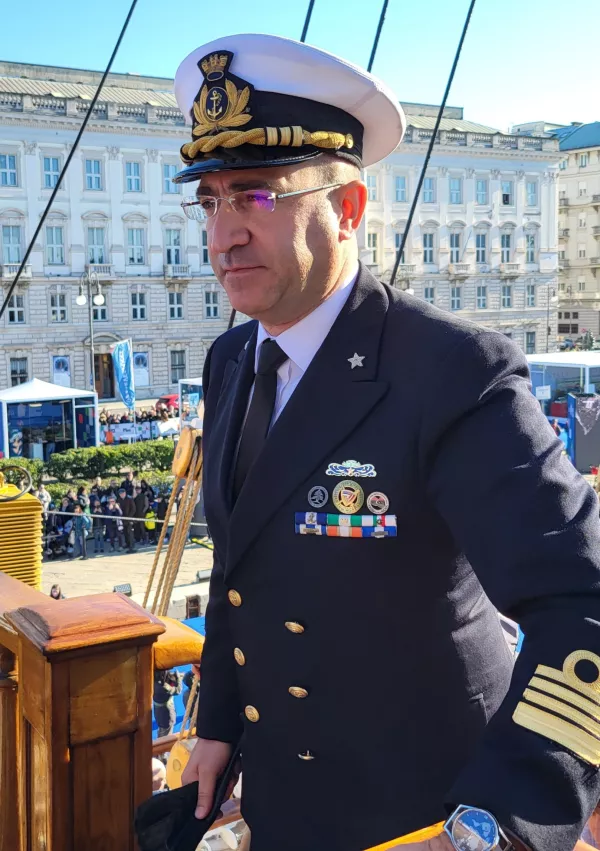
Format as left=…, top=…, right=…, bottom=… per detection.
left=501, top=180, right=514, bottom=205
left=168, top=290, right=184, bottom=320
left=87, top=227, right=106, bottom=264
left=201, top=229, right=209, bottom=264
left=526, top=233, right=537, bottom=263
left=85, top=159, right=102, bottom=190
left=394, top=175, right=406, bottom=202
left=423, top=232, right=435, bottom=264
left=7, top=294, right=25, bottom=324
left=579, top=243, right=587, bottom=259
left=43, top=156, right=60, bottom=189
left=451, top=285, right=461, bottom=310
left=170, top=349, right=185, bottom=383
left=558, top=249, right=566, bottom=261
left=131, top=291, right=147, bottom=320
left=423, top=177, right=435, bottom=203
left=572, top=312, right=579, bottom=319
left=10, top=357, right=28, bottom=386
left=366, top=174, right=378, bottom=201
left=476, top=179, right=488, bottom=205
left=559, top=159, right=567, bottom=170
left=126, top=161, right=142, bottom=192
left=165, top=229, right=182, bottom=265
left=2, top=225, right=21, bottom=263
left=526, top=284, right=536, bottom=307
left=424, top=286, right=434, bottom=304
left=50, top=293, right=68, bottom=323
left=526, top=181, right=538, bottom=206
left=163, top=163, right=180, bottom=194
left=367, top=232, right=379, bottom=264
left=501, top=233, right=512, bottom=263
left=0, top=154, right=17, bottom=187
left=502, top=284, right=512, bottom=308
left=127, top=228, right=145, bottom=264
left=450, top=232, right=461, bottom=263
left=475, top=232, right=487, bottom=263
left=579, top=181, right=587, bottom=197
left=205, top=290, right=220, bottom=319
left=578, top=278, right=586, bottom=292
left=46, top=226, right=64, bottom=264
left=394, top=231, right=405, bottom=264
left=93, top=301, right=108, bottom=321
left=580, top=153, right=589, bottom=168
left=579, top=214, right=587, bottom=228
left=449, top=177, right=462, bottom=204
left=476, top=285, right=487, bottom=309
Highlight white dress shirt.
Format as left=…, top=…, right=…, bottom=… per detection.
left=254, top=264, right=358, bottom=424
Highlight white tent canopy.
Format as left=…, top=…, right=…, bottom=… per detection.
left=0, top=378, right=94, bottom=402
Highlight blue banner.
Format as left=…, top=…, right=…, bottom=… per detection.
left=111, top=340, right=136, bottom=409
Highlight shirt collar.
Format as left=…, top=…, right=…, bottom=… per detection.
left=255, top=263, right=359, bottom=373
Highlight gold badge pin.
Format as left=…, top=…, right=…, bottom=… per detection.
left=332, top=480, right=364, bottom=514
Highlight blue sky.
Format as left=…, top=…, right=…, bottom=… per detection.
left=5, top=0, right=598, bottom=133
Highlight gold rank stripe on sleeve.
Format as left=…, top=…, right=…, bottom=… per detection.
left=513, top=652, right=600, bottom=765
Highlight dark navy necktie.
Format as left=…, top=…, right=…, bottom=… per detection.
left=232, top=338, right=288, bottom=502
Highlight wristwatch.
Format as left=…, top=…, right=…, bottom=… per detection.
left=444, top=806, right=514, bottom=851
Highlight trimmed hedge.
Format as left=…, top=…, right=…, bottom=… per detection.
left=45, top=440, right=175, bottom=481
left=0, top=457, right=45, bottom=486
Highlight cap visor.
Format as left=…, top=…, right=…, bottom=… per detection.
left=172, top=150, right=321, bottom=184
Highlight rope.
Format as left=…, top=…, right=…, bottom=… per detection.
left=157, top=468, right=202, bottom=616
left=143, top=481, right=180, bottom=610
left=177, top=674, right=200, bottom=741
left=182, top=126, right=351, bottom=162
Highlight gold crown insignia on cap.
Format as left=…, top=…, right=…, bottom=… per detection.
left=200, top=53, right=229, bottom=81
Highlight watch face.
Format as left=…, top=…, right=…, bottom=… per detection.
left=451, top=808, right=500, bottom=851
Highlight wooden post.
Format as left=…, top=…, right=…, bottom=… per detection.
left=0, top=644, right=20, bottom=851
left=5, top=591, right=164, bottom=851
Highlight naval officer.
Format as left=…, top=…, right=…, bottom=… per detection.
left=175, top=33, right=600, bottom=851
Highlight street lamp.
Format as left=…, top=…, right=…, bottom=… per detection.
left=546, top=286, right=558, bottom=353
left=77, top=270, right=104, bottom=391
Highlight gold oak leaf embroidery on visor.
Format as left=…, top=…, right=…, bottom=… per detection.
left=513, top=650, right=600, bottom=765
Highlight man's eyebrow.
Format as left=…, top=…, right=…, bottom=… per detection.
left=196, top=179, right=277, bottom=197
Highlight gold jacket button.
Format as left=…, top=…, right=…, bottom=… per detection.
left=297, top=750, right=315, bottom=761
left=234, top=648, right=246, bottom=666
left=289, top=686, right=309, bottom=699
left=245, top=705, right=260, bottom=723
left=228, top=590, right=242, bottom=607
left=285, top=621, right=305, bottom=634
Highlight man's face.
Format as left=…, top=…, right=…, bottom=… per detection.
left=197, top=159, right=362, bottom=326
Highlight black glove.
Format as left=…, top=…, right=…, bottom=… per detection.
left=134, top=742, right=241, bottom=851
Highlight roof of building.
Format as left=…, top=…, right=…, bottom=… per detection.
left=556, top=122, right=600, bottom=151
left=405, top=115, right=499, bottom=134
left=0, top=75, right=178, bottom=107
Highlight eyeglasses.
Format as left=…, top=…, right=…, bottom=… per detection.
left=181, top=182, right=343, bottom=222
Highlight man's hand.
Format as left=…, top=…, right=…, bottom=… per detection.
left=181, top=737, right=234, bottom=819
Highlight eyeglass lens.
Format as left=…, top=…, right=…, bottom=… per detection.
left=184, top=190, right=277, bottom=220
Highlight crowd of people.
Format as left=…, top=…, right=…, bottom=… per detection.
left=36, top=473, right=172, bottom=561
left=99, top=404, right=188, bottom=426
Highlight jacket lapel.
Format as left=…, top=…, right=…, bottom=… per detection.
left=224, top=267, right=390, bottom=578
left=204, top=326, right=257, bottom=532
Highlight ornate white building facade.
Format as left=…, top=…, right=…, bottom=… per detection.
left=0, top=66, right=561, bottom=401
left=361, top=104, right=561, bottom=354
left=0, top=61, right=235, bottom=399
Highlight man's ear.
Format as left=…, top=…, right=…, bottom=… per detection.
left=339, top=181, right=367, bottom=242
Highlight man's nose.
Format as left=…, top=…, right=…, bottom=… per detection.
left=207, top=203, right=251, bottom=255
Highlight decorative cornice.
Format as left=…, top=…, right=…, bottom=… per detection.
left=0, top=113, right=187, bottom=142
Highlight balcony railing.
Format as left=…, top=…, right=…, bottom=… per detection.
left=0, top=263, right=32, bottom=280
left=448, top=262, right=470, bottom=278
left=164, top=263, right=191, bottom=279
left=395, top=264, right=416, bottom=278
left=500, top=263, right=521, bottom=277
left=559, top=196, right=569, bottom=207
left=593, top=226, right=600, bottom=238
left=559, top=259, right=570, bottom=270
left=85, top=263, right=114, bottom=279
left=559, top=228, right=570, bottom=238
left=592, top=195, right=600, bottom=206
left=589, top=257, right=600, bottom=268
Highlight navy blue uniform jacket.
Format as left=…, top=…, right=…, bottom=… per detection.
left=198, top=265, right=600, bottom=851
